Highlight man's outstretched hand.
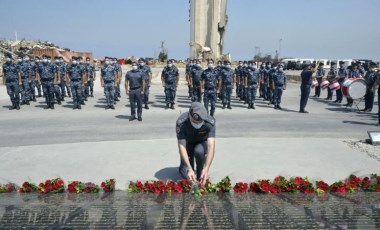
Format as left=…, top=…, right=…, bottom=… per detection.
left=187, top=169, right=197, bottom=184
left=199, top=169, right=208, bottom=186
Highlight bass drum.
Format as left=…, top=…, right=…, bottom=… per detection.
left=342, top=78, right=367, bottom=99
left=329, top=81, right=340, bottom=91
left=320, top=80, right=330, bottom=89
left=311, top=80, right=318, bottom=88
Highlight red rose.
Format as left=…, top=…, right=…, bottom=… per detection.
left=259, top=181, right=271, bottom=193
left=336, top=187, right=347, bottom=193
left=101, top=182, right=106, bottom=188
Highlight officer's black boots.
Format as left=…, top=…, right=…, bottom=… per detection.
left=81, top=101, right=85, bottom=105
left=222, top=104, right=226, bottom=109
left=32, top=96, right=36, bottom=102
left=227, top=103, right=232, bottom=109
left=91, top=92, right=93, bottom=97
left=210, top=110, right=214, bottom=117
left=115, top=98, right=120, bottom=102
left=129, top=116, right=136, bottom=121
left=145, top=104, right=149, bottom=110
left=9, top=102, right=15, bottom=110
left=110, top=105, right=115, bottom=110
left=50, top=103, right=55, bottom=110
left=44, top=104, right=50, bottom=109
left=77, top=105, right=82, bottom=110
left=165, top=104, right=169, bottom=109
left=252, top=104, right=256, bottom=109
left=15, top=103, right=20, bottom=110
left=171, top=103, right=175, bottom=110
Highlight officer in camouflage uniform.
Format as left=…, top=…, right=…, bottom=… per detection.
left=185, top=59, right=194, bottom=99
left=27, top=56, right=38, bottom=102
left=272, top=63, right=287, bottom=110
left=78, top=56, right=87, bottom=105
left=245, top=61, right=260, bottom=109
left=335, top=61, right=348, bottom=103
left=56, top=56, right=68, bottom=101
left=314, top=63, right=325, bottom=98
left=326, top=62, right=337, bottom=100
left=138, top=58, right=152, bottom=109
left=113, top=57, right=122, bottom=102
left=161, top=60, right=179, bottom=109
left=84, top=57, right=96, bottom=98
left=33, top=56, right=43, bottom=97
left=52, top=57, right=62, bottom=105
left=190, top=59, right=203, bottom=103
left=235, top=61, right=244, bottom=99
left=37, top=55, right=57, bottom=109
left=258, top=63, right=265, bottom=98
left=17, top=54, right=31, bottom=105
left=201, top=59, right=218, bottom=116
left=219, top=60, right=235, bottom=109
left=263, top=62, right=272, bottom=101
left=3, top=53, right=21, bottom=110
left=241, top=61, right=249, bottom=103
left=362, top=62, right=379, bottom=112
left=66, top=56, right=85, bottom=110
left=101, top=57, right=117, bottom=110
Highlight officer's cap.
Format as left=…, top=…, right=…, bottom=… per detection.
left=131, top=61, right=138, bottom=66
left=217, top=60, right=222, bottom=64
left=86, top=57, right=90, bottom=60
left=266, top=62, right=272, bottom=65
left=243, top=61, right=248, bottom=64
left=207, top=58, right=214, bottom=63
left=138, top=58, right=145, bottom=62
left=319, top=62, right=324, bottom=66
left=78, top=56, right=83, bottom=60
left=278, top=63, right=284, bottom=67
left=54, top=56, right=59, bottom=60
left=351, top=62, right=357, bottom=67
left=71, top=56, right=77, bottom=60
left=355, top=61, right=361, bottom=64
left=46, top=55, right=51, bottom=59
left=339, top=61, right=344, bottom=64
left=248, top=61, right=253, bottom=64
left=331, top=62, right=336, bottom=65
left=224, top=60, right=231, bottom=65
left=189, top=102, right=208, bottom=121
left=167, top=60, right=173, bottom=64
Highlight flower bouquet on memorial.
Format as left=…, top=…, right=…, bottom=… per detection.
left=144, top=180, right=166, bottom=193
left=18, top=182, right=38, bottom=193
left=177, top=179, right=192, bottom=192
left=315, top=181, right=330, bottom=194
left=164, top=181, right=183, bottom=193
left=358, top=174, right=380, bottom=192
left=233, top=182, right=248, bottom=193
left=0, top=183, right=16, bottom=193
left=205, top=179, right=217, bottom=193
left=216, top=176, right=232, bottom=192
left=100, top=179, right=115, bottom=192
left=37, top=178, right=64, bottom=193
left=128, top=181, right=145, bottom=193
left=288, top=177, right=315, bottom=193
left=67, top=181, right=100, bottom=193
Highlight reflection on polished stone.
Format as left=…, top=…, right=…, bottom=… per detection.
left=0, top=192, right=379, bottom=229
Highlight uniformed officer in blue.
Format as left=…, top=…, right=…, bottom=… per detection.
left=17, top=54, right=31, bottom=105
left=84, top=57, right=96, bottom=98
left=189, top=59, right=203, bottom=102
left=3, top=53, right=21, bottom=110
left=33, top=56, right=43, bottom=98
left=36, top=55, right=58, bottom=109
left=263, top=62, right=272, bottom=101
left=271, top=64, right=287, bottom=110
left=125, top=62, right=145, bottom=121
left=258, top=63, right=266, bottom=98
left=101, top=57, right=117, bottom=110
left=66, top=56, right=85, bottom=110
left=201, top=59, right=218, bottom=116
left=361, top=62, right=379, bottom=112
left=314, top=63, right=325, bottom=98
left=235, top=61, right=244, bottom=99
left=244, top=61, right=260, bottom=109
left=176, top=102, right=216, bottom=186
left=218, top=60, right=235, bottom=109
left=26, top=56, right=38, bottom=102
left=326, top=62, right=337, bottom=101
left=78, top=56, right=87, bottom=104
left=161, top=60, right=179, bottom=109
left=299, top=62, right=318, bottom=113
left=335, top=61, right=348, bottom=103
left=138, top=58, right=152, bottom=110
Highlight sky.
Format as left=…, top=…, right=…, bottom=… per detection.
left=1, top=0, right=380, bottom=60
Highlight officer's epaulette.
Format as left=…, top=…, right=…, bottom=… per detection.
left=176, top=113, right=188, bottom=126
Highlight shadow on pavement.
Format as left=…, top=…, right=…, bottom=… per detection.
left=115, top=115, right=131, bottom=119
left=342, top=120, right=377, bottom=126
left=154, top=167, right=182, bottom=181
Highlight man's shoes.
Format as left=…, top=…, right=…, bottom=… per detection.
left=26, top=101, right=30, bottom=105
left=165, top=104, right=169, bottom=109
left=274, top=105, right=278, bottom=110
left=32, top=96, right=36, bottom=102
left=44, top=105, right=50, bottom=109
left=77, top=105, right=82, bottom=110
left=365, top=108, right=372, bottom=112
left=110, top=105, right=115, bottom=110
left=129, top=116, right=136, bottom=121
left=171, top=103, right=175, bottom=110
left=137, top=117, right=142, bottom=121
left=300, top=110, right=309, bottom=113
left=61, top=98, right=65, bottom=102
left=90, top=93, right=94, bottom=97
left=81, top=101, right=85, bottom=105
left=145, top=104, right=149, bottom=110
left=222, top=104, right=226, bottom=109
left=115, top=98, right=120, bottom=102
left=73, top=105, right=77, bottom=110
left=227, top=104, right=232, bottom=109
left=15, top=104, right=20, bottom=110
left=50, top=104, right=55, bottom=110
left=84, top=98, right=88, bottom=101
left=376, top=122, right=380, bottom=126
left=58, top=101, right=61, bottom=105
left=277, top=105, right=282, bottom=110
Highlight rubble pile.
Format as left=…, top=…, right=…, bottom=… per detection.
left=0, top=39, right=70, bottom=58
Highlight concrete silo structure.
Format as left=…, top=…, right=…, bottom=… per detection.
left=189, top=0, right=228, bottom=60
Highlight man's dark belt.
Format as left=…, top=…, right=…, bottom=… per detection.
left=104, top=81, right=114, bottom=83
left=71, top=79, right=81, bottom=82
left=249, top=83, right=257, bottom=86
left=205, top=87, right=216, bottom=90
left=130, top=86, right=141, bottom=90
left=6, top=79, right=16, bottom=83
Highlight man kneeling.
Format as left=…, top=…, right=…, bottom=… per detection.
left=176, top=102, right=216, bottom=186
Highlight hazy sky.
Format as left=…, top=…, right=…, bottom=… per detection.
left=1, top=0, right=380, bottom=60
